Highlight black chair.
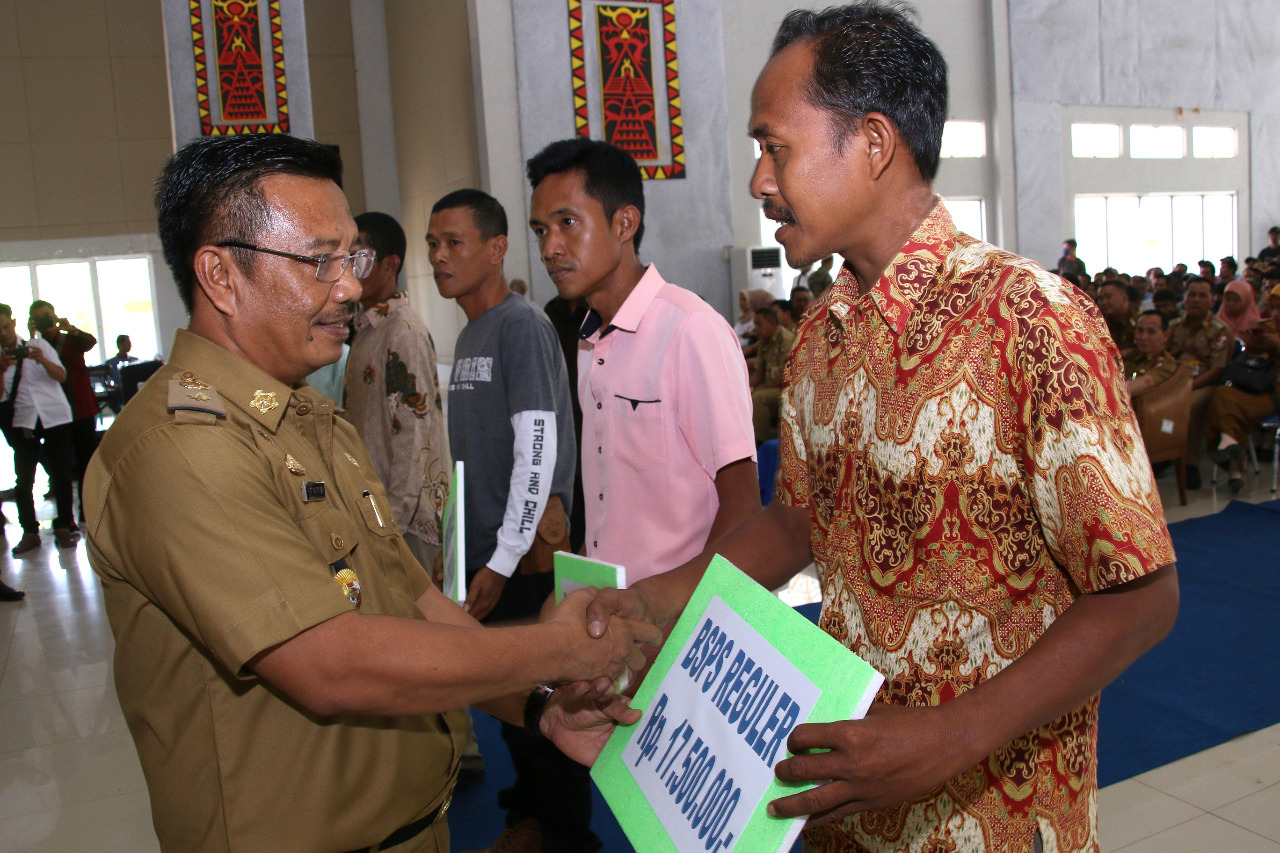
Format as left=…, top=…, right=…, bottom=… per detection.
left=119, top=360, right=165, bottom=407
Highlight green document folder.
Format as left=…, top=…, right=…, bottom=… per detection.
left=440, top=461, right=465, bottom=604
left=591, top=555, right=883, bottom=853
left=554, top=552, right=626, bottom=603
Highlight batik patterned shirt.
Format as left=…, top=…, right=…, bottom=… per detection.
left=344, top=292, right=449, bottom=547
left=778, top=203, right=1174, bottom=853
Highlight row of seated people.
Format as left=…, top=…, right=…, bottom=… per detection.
left=1092, top=260, right=1280, bottom=497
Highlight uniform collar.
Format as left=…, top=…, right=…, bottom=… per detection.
left=579, top=263, right=665, bottom=340
left=827, top=198, right=954, bottom=338
left=167, top=329, right=294, bottom=432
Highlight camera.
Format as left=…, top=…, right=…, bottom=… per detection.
left=3, top=346, right=27, bottom=359
left=32, top=315, right=56, bottom=331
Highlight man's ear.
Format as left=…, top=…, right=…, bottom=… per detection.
left=614, top=204, right=641, bottom=247
left=861, top=112, right=898, bottom=181
left=488, top=234, right=509, bottom=266
left=382, top=254, right=402, bottom=280
left=193, top=246, right=240, bottom=317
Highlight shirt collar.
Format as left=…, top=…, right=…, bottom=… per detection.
left=579, top=264, right=665, bottom=340
left=832, top=198, right=955, bottom=337
left=355, top=290, right=409, bottom=331
left=167, top=329, right=293, bottom=432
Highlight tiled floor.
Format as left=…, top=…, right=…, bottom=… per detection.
left=1, top=459, right=1278, bottom=852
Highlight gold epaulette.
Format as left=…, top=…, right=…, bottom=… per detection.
left=168, top=372, right=227, bottom=423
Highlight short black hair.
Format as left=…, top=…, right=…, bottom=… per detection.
left=354, top=211, right=407, bottom=280
left=430, top=189, right=509, bottom=240
left=1152, top=288, right=1178, bottom=304
left=1185, top=276, right=1213, bottom=292
left=771, top=2, right=948, bottom=181
left=155, top=134, right=344, bottom=313
left=1064, top=238, right=1077, bottom=248
left=116, top=334, right=131, bottom=347
left=0, top=303, right=10, bottom=318
left=526, top=138, right=646, bottom=251
left=29, top=300, right=53, bottom=315
left=1220, top=255, right=1237, bottom=270
left=1138, top=309, right=1169, bottom=330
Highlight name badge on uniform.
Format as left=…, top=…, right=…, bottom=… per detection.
left=302, top=480, right=327, bottom=502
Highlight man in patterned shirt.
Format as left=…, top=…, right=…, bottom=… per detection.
left=343, top=211, right=451, bottom=574
left=586, top=5, right=1179, bottom=852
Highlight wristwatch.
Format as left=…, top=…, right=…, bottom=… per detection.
left=523, top=682, right=558, bottom=736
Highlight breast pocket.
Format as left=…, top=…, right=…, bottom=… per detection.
left=296, top=506, right=361, bottom=566
left=611, top=394, right=666, bottom=472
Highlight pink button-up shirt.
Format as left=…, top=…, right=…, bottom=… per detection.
left=579, top=265, right=755, bottom=581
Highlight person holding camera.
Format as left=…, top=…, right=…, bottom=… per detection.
left=0, top=303, right=78, bottom=555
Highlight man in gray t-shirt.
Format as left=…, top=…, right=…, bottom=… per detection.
left=429, top=189, right=590, bottom=853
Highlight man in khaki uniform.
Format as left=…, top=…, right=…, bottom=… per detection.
left=749, top=305, right=796, bottom=444
left=84, top=134, right=657, bottom=853
left=1167, top=277, right=1233, bottom=488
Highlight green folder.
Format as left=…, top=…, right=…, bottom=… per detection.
left=554, top=552, right=626, bottom=603
left=440, top=461, right=465, bottom=604
left=591, top=555, right=883, bottom=853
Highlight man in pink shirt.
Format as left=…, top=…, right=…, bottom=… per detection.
left=527, top=138, right=760, bottom=587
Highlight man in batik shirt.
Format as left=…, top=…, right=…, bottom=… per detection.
left=343, top=211, right=450, bottom=573
left=583, top=5, right=1179, bottom=852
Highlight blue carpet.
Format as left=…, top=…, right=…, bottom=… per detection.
left=449, top=500, right=1279, bottom=848
left=1097, top=499, right=1280, bottom=785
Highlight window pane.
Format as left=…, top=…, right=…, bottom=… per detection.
left=1073, top=196, right=1108, bottom=275
left=1071, top=123, right=1122, bottom=158
left=97, top=258, right=159, bottom=362
left=944, top=198, right=985, bottom=241
left=1106, top=196, right=1142, bottom=275
left=939, top=121, right=986, bottom=158
left=35, top=262, right=102, bottom=364
left=1171, top=196, right=1205, bottom=269
left=1129, top=125, right=1185, bottom=159
left=1202, top=195, right=1236, bottom=264
left=1137, top=195, right=1174, bottom=275
left=0, top=266, right=34, bottom=318
left=1192, top=126, right=1237, bottom=159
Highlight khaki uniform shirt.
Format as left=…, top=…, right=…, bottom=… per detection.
left=85, top=330, right=462, bottom=853
left=755, top=326, right=796, bottom=387
left=1124, top=350, right=1180, bottom=388
left=1168, top=313, right=1233, bottom=378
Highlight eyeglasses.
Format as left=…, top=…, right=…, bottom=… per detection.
left=217, top=241, right=376, bottom=282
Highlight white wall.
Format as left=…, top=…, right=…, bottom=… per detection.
left=1009, top=0, right=1280, bottom=270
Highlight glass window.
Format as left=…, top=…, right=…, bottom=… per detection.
left=0, top=266, right=35, bottom=319
left=97, top=258, right=159, bottom=361
left=943, top=198, right=985, bottom=241
left=35, top=262, right=103, bottom=364
left=1075, top=193, right=1235, bottom=275
left=1071, top=123, right=1122, bottom=158
left=1129, top=125, right=1185, bottom=159
left=1192, top=126, right=1238, bottom=159
left=939, top=121, right=986, bottom=158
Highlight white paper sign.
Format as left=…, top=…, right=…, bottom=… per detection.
left=620, top=595, right=820, bottom=853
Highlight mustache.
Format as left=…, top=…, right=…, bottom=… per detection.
left=315, top=305, right=356, bottom=326
left=762, top=200, right=796, bottom=225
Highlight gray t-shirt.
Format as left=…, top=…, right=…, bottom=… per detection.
left=448, top=293, right=576, bottom=576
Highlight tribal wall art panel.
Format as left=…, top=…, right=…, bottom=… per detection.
left=568, top=0, right=685, bottom=179
left=189, top=0, right=289, bottom=135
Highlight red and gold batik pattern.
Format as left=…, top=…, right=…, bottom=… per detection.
left=778, top=203, right=1175, bottom=853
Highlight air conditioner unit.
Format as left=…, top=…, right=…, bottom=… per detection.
left=730, top=246, right=787, bottom=299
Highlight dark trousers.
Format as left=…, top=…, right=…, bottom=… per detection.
left=499, top=723, right=598, bottom=853
left=10, top=421, right=75, bottom=532
left=69, top=416, right=98, bottom=521
left=476, top=571, right=597, bottom=852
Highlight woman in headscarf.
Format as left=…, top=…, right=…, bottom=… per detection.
left=735, top=288, right=776, bottom=348
left=1217, top=279, right=1261, bottom=338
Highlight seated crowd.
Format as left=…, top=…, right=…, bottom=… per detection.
left=1059, top=228, right=1280, bottom=493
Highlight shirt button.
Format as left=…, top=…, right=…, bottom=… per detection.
left=296, top=403, right=311, bottom=415
left=597, top=358, right=604, bottom=365
left=331, top=534, right=344, bottom=550
left=597, top=446, right=601, bottom=453
left=592, top=540, right=597, bottom=548
left=598, top=493, right=603, bottom=500
left=596, top=402, right=602, bottom=409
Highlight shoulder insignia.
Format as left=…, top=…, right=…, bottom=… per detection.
left=168, top=379, right=227, bottom=418
left=173, top=370, right=210, bottom=389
